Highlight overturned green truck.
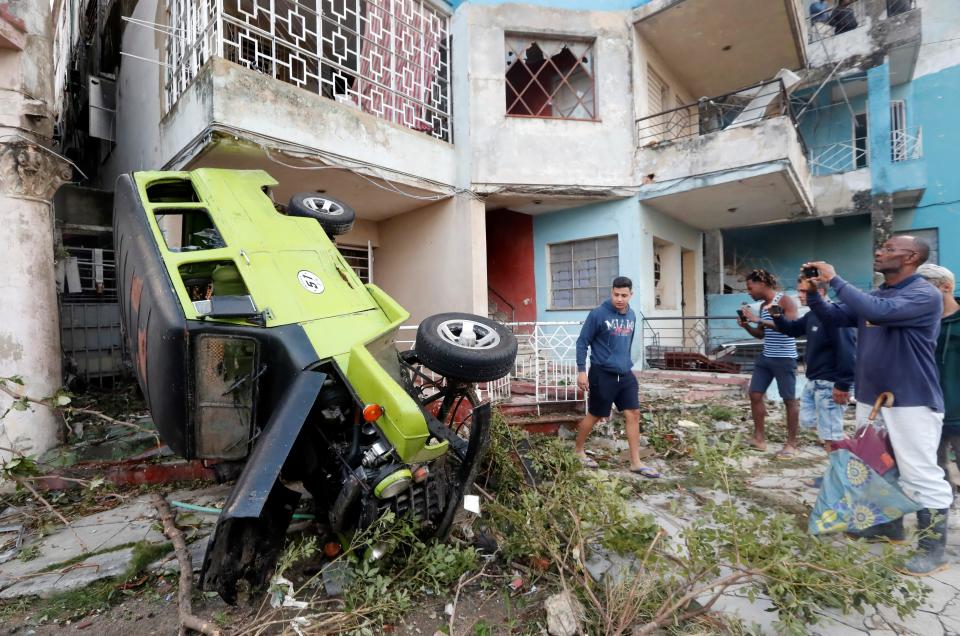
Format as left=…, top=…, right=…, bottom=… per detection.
left=114, top=168, right=516, bottom=603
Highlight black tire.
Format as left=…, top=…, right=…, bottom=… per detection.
left=415, top=313, right=517, bottom=382
left=287, top=193, right=356, bottom=236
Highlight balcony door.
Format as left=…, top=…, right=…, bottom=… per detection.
left=853, top=112, right=868, bottom=169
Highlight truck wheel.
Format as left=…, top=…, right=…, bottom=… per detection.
left=287, top=193, right=355, bottom=236
left=415, top=313, right=517, bottom=382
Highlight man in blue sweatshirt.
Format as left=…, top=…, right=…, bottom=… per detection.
left=772, top=278, right=856, bottom=458
left=804, top=235, right=951, bottom=576
left=574, top=277, right=658, bottom=478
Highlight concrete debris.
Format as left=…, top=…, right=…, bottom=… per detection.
left=676, top=419, right=700, bottom=429
left=544, top=590, right=583, bottom=636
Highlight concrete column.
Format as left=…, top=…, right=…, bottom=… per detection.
left=704, top=229, right=724, bottom=296
left=0, top=1, right=73, bottom=459
left=0, top=143, right=72, bottom=458
left=867, top=62, right=892, bottom=195
left=869, top=193, right=894, bottom=252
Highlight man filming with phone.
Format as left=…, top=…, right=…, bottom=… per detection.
left=801, top=235, right=951, bottom=576
left=736, top=269, right=801, bottom=457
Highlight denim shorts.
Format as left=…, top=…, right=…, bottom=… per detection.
left=587, top=367, right=640, bottom=418
left=749, top=355, right=798, bottom=401
left=799, top=379, right=846, bottom=441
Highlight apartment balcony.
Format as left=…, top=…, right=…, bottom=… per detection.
left=159, top=0, right=456, bottom=200
left=633, top=0, right=806, bottom=98
left=808, top=126, right=924, bottom=215
left=635, top=78, right=814, bottom=230
left=807, top=0, right=921, bottom=83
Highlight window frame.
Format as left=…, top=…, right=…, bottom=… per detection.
left=504, top=33, right=599, bottom=122
left=892, top=227, right=939, bottom=265
left=547, top=235, right=619, bottom=311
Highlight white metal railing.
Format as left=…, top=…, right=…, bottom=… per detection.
left=808, top=137, right=868, bottom=175
left=165, top=0, right=452, bottom=142
left=807, top=1, right=866, bottom=44
left=891, top=126, right=922, bottom=162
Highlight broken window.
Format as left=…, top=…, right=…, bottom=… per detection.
left=155, top=209, right=225, bottom=252
left=505, top=35, right=596, bottom=120
left=549, top=236, right=618, bottom=309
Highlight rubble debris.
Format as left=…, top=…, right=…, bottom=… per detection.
left=545, top=590, right=584, bottom=636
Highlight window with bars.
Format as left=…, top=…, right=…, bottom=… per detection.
left=504, top=35, right=596, bottom=120
left=893, top=228, right=938, bottom=265
left=548, top=236, right=618, bottom=310
left=338, top=244, right=372, bottom=283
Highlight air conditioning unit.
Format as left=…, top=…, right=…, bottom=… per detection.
left=88, top=75, right=116, bottom=142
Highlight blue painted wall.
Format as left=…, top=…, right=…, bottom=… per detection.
left=722, top=215, right=876, bottom=291
left=899, top=63, right=960, bottom=277
left=451, top=0, right=650, bottom=8
left=532, top=197, right=643, bottom=323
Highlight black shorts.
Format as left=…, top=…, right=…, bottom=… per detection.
left=587, top=367, right=640, bottom=418
left=749, top=355, right=798, bottom=401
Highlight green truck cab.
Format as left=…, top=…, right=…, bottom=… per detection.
left=114, top=168, right=516, bottom=603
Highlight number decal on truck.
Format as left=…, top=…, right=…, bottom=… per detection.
left=297, top=270, right=325, bottom=294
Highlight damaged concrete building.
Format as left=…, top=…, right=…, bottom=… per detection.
left=37, top=0, right=960, bottom=413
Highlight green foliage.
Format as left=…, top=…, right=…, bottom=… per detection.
left=481, top=411, right=659, bottom=563
left=478, top=415, right=927, bottom=635
left=17, top=545, right=40, bottom=562
left=343, top=512, right=478, bottom=610
left=700, top=404, right=737, bottom=422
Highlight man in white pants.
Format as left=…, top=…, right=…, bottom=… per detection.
left=804, top=235, right=951, bottom=576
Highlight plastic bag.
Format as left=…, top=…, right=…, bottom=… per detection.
left=809, top=449, right=920, bottom=535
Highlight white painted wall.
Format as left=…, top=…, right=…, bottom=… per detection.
left=456, top=4, right=636, bottom=189
left=375, top=196, right=488, bottom=324
left=99, top=0, right=166, bottom=188
left=637, top=204, right=704, bottom=319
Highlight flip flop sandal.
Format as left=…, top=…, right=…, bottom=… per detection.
left=803, top=477, right=824, bottom=488
left=578, top=455, right=599, bottom=469
left=775, top=449, right=798, bottom=460
left=630, top=466, right=660, bottom=479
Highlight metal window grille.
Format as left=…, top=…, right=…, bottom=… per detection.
left=59, top=247, right=118, bottom=302
left=891, top=126, right=922, bottom=163
left=505, top=35, right=596, bottom=120
left=807, top=0, right=865, bottom=43
left=338, top=243, right=372, bottom=283
left=166, top=0, right=452, bottom=142
left=548, top=236, right=618, bottom=310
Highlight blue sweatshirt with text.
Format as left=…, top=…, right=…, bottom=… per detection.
left=576, top=300, right=636, bottom=374
left=806, top=274, right=943, bottom=411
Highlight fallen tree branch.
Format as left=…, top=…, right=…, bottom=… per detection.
left=0, top=381, right=154, bottom=439
left=151, top=493, right=223, bottom=636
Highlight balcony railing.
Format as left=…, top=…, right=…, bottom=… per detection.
left=636, top=78, right=796, bottom=148
left=165, top=0, right=452, bottom=142
left=807, top=1, right=866, bottom=44
left=808, top=137, right=869, bottom=176
left=891, top=126, right=922, bottom=162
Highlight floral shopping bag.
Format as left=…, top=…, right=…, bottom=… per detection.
left=808, top=449, right=921, bottom=535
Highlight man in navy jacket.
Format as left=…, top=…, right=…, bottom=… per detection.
left=804, top=235, right=951, bottom=576
left=772, top=279, right=856, bottom=455
left=574, top=277, right=657, bottom=478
